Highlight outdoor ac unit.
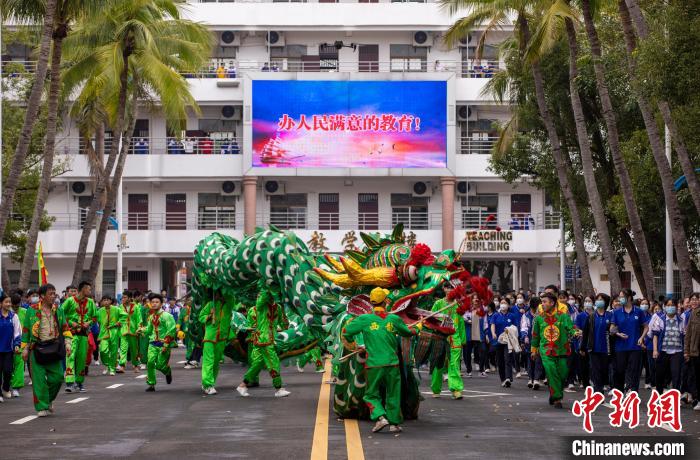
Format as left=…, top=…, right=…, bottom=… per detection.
left=456, top=181, right=472, bottom=197
left=71, top=181, right=90, bottom=196
left=266, top=31, right=285, bottom=47
left=264, top=180, right=285, bottom=196
left=412, top=181, right=432, bottom=197
left=458, top=34, right=472, bottom=47
left=219, top=31, right=240, bottom=47
left=412, top=31, right=433, bottom=47
left=221, top=105, right=242, bottom=120
left=457, top=106, right=476, bottom=121
left=221, top=181, right=241, bottom=196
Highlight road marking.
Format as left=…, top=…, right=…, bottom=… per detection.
left=344, top=419, right=365, bottom=460
left=421, top=390, right=508, bottom=398
left=177, top=360, right=187, bottom=364
left=310, top=358, right=332, bottom=460
left=135, top=374, right=147, bottom=379
left=10, top=415, right=38, bottom=425
left=66, top=397, right=89, bottom=404
left=106, top=383, right=124, bottom=389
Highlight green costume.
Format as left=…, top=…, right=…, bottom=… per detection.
left=21, top=305, right=73, bottom=411
left=343, top=311, right=418, bottom=425
left=139, top=303, right=152, bottom=367
left=187, top=304, right=204, bottom=364
left=62, top=296, right=97, bottom=385
left=177, top=305, right=192, bottom=361
left=119, top=302, right=143, bottom=368
left=430, top=298, right=465, bottom=395
left=298, top=346, right=323, bottom=371
left=11, top=307, right=27, bottom=389
left=243, top=288, right=285, bottom=389
left=144, top=309, right=176, bottom=386
left=531, top=310, right=575, bottom=403
left=97, top=305, right=123, bottom=373
left=200, top=300, right=234, bottom=388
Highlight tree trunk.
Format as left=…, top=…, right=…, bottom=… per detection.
left=0, top=0, right=58, bottom=240
left=564, top=19, right=622, bottom=295
left=623, top=0, right=700, bottom=215
left=1, top=267, right=10, bottom=292
left=618, top=0, right=694, bottom=295
left=619, top=229, right=647, bottom=298
left=580, top=0, right=656, bottom=300
left=18, top=28, right=66, bottom=291
left=520, top=15, right=594, bottom=293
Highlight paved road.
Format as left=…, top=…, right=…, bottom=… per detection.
left=2, top=348, right=699, bottom=459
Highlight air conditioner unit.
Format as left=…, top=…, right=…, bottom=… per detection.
left=266, top=31, right=285, bottom=47
left=412, top=181, right=432, bottom=197
left=458, top=34, right=472, bottom=47
left=456, top=181, right=472, bottom=197
left=457, top=106, right=477, bottom=122
left=264, top=180, right=285, bottom=196
left=221, top=181, right=241, bottom=196
left=221, top=105, right=242, bottom=121
left=219, top=31, right=240, bottom=47
left=412, top=31, right=433, bottom=47
left=71, top=181, right=90, bottom=196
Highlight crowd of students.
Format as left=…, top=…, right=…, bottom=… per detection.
left=460, top=285, right=700, bottom=409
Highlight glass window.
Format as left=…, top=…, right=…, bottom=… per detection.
left=390, top=44, right=427, bottom=72
left=358, top=193, right=379, bottom=230
left=461, top=194, right=498, bottom=229
left=198, top=193, right=236, bottom=229
left=391, top=194, right=429, bottom=229
left=319, top=193, right=339, bottom=230
left=270, top=194, right=307, bottom=229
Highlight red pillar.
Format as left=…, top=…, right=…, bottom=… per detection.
left=441, top=177, right=455, bottom=251
left=243, top=176, right=257, bottom=235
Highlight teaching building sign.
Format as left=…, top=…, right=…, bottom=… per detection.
left=462, top=230, right=513, bottom=252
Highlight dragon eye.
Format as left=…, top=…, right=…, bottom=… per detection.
left=408, top=266, right=418, bottom=281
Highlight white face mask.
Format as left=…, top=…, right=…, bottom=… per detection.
left=499, top=304, right=509, bottom=312
left=30, top=296, right=40, bottom=304
left=516, top=298, right=524, bottom=305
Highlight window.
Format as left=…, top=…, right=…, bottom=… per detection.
left=358, top=193, right=378, bottom=230
left=128, top=194, right=149, bottom=230
left=319, top=193, right=339, bottom=230
left=358, top=44, right=379, bottom=72
left=461, top=42, right=499, bottom=78
left=198, top=119, right=237, bottom=136
left=391, top=194, right=429, bottom=229
left=198, top=193, right=236, bottom=229
left=129, top=119, right=150, bottom=154
left=390, top=44, right=427, bottom=72
left=461, top=194, right=498, bottom=228
left=166, top=193, right=187, bottom=230
left=7, top=271, right=39, bottom=291
left=270, top=194, right=307, bottom=229
left=319, top=44, right=339, bottom=71
left=509, top=194, right=533, bottom=229
left=270, top=45, right=308, bottom=72
left=128, top=271, right=149, bottom=293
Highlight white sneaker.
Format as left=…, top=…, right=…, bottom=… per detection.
left=644, top=383, right=651, bottom=390
left=2, top=390, right=11, bottom=399
left=533, top=380, right=541, bottom=390
left=109, top=371, right=116, bottom=376
left=516, top=372, right=523, bottom=379
left=102, top=369, right=108, bottom=375
left=191, top=362, right=199, bottom=368
left=11, top=389, right=19, bottom=398
left=564, top=384, right=576, bottom=393
left=443, top=375, right=448, bottom=382
left=236, top=385, right=249, bottom=397
left=37, top=410, right=50, bottom=417
left=139, top=364, right=147, bottom=370
left=296, top=364, right=305, bottom=373
left=184, top=363, right=194, bottom=369
left=48, top=403, right=54, bottom=413
left=274, top=388, right=291, bottom=398
left=389, top=425, right=403, bottom=433
left=204, top=387, right=217, bottom=395
left=372, top=416, right=389, bottom=433
left=693, top=402, right=700, bottom=411
left=527, top=380, right=534, bottom=389
left=0, top=396, right=3, bottom=403
left=94, top=360, right=100, bottom=366
left=480, top=372, right=487, bottom=377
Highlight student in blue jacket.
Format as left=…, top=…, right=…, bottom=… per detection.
left=639, top=299, right=654, bottom=389
left=520, top=297, right=544, bottom=389
left=580, top=294, right=612, bottom=394
left=0, top=292, right=22, bottom=401
left=490, top=299, right=519, bottom=387
left=610, top=289, right=649, bottom=393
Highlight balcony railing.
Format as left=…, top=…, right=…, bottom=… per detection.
left=56, top=136, right=242, bottom=155
left=42, top=212, right=240, bottom=231
left=459, top=136, right=498, bottom=154
left=4, top=59, right=501, bottom=80
left=258, top=211, right=442, bottom=230
left=457, top=211, right=561, bottom=230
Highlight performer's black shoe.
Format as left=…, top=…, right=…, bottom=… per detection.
left=553, top=401, right=563, bottom=409
left=146, top=385, right=155, bottom=392
left=166, top=372, right=173, bottom=384
left=249, top=382, right=260, bottom=388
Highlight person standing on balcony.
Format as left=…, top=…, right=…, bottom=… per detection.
left=117, top=290, right=142, bottom=373
left=216, top=63, right=226, bottom=79
left=183, top=138, right=195, bottom=155
left=62, top=281, right=97, bottom=393
left=200, top=291, right=235, bottom=395
left=227, top=61, right=236, bottom=78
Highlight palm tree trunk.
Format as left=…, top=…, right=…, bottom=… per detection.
left=623, top=0, right=700, bottom=215
left=520, top=15, right=594, bottom=293
left=618, top=0, right=694, bottom=295
left=619, top=229, right=647, bottom=297
left=580, top=0, right=656, bottom=299
left=18, top=25, right=66, bottom=291
left=87, top=113, right=137, bottom=282
left=564, top=19, right=622, bottom=295
left=0, top=0, right=58, bottom=241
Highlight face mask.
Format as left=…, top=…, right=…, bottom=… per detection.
left=640, top=304, right=649, bottom=312
left=30, top=296, right=39, bottom=304
left=567, top=300, right=576, bottom=306
left=665, top=306, right=676, bottom=315
left=499, top=304, right=509, bottom=312
left=595, top=300, right=606, bottom=309
left=584, top=302, right=593, bottom=310
left=516, top=298, right=524, bottom=305
left=619, top=297, right=627, bottom=306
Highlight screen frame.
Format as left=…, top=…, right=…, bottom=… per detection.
left=242, top=72, right=455, bottom=177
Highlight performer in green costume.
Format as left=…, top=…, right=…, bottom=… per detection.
left=21, top=284, right=73, bottom=416
left=342, top=287, right=419, bottom=433
left=117, top=290, right=143, bottom=372
left=96, top=296, right=123, bottom=376
left=430, top=284, right=465, bottom=399
left=137, top=291, right=150, bottom=370
left=184, top=302, right=204, bottom=369
left=11, top=294, right=26, bottom=395
left=144, top=293, right=176, bottom=391
left=297, top=346, right=324, bottom=373
left=237, top=283, right=290, bottom=398
left=200, top=292, right=235, bottom=394
left=531, top=292, right=579, bottom=408
left=62, top=281, right=97, bottom=392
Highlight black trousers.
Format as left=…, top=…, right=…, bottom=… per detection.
left=0, top=351, right=14, bottom=393
left=527, top=351, right=545, bottom=381
left=495, top=343, right=513, bottom=382
left=692, top=357, right=700, bottom=402
left=590, top=352, right=609, bottom=394
left=462, top=340, right=482, bottom=373
left=645, top=349, right=656, bottom=386
left=655, top=352, right=683, bottom=393
left=578, top=352, right=590, bottom=388
left=614, top=350, right=642, bottom=392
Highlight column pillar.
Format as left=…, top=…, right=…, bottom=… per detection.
left=440, top=177, right=456, bottom=251
left=243, top=176, right=258, bottom=236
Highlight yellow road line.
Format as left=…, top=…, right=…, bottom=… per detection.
left=310, top=358, right=332, bottom=460
left=344, top=419, right=365, bottom=460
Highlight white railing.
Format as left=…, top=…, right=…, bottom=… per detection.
left=39, top=211, right=240, bottom=231
left=459, top=136, right=498, bottom=154
left=258, top=211, right=442, bottom=230
left=457, top=211, right=562, bottom=230
left=56, top=136, right=242, bottom=155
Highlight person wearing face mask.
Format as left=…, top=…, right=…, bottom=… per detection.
left=463, top=294, right=486, bottom=377
left=651, top=300, right=685, bottom=393
left=610, top=288, right=649, bottom=393
left=683, top=293, right=700, bottom=410
left=581, top=294, right=612, bottom=395
left=28, top=291, right=40, bottom=310
left=521, top=297, right=544, bottom=389
left=638, top=299, right=654, bottom=390
left=490, top=298, right=519, bottom=387
left=572, top=297, right=594, bottom=390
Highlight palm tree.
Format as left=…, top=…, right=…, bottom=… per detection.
left=617, top=0, right=694, bottom=295
left=62, top=0, right=212, bottom=286
left=578, top=0, right=656, bottom=299
left=17, top=0, right=107, bottom=290
left=623, top=0, right=700, bottom=216
left=442, top=0, right=595, bottom=292
left=526, top=1, right=622, bottom=293
left=0, top=0, right=58, bottom=249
